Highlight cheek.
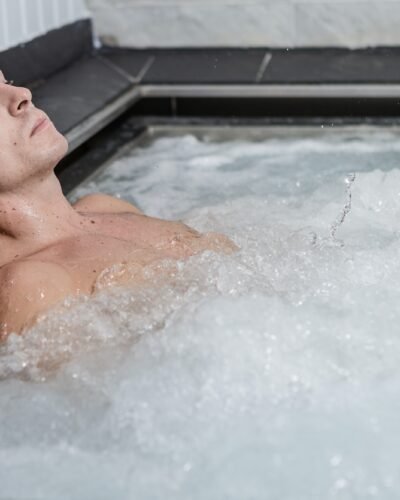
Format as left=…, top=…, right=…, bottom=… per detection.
left=0, top=156, right=25, bottom=191
left=0, top=136, right=19, bottom=164
left=0, top=130, right=27, bottom=165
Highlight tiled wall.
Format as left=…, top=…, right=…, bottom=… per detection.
left=85, top=0, right=400, bottom=48
left=0, top=0, right=89, bottom=51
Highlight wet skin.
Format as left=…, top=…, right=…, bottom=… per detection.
left=18, top=198, right=236, bottom=291
left=0, top=75, right=237, bottom=338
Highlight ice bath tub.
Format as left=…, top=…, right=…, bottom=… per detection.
left=2, top=125, right=400, bottom=499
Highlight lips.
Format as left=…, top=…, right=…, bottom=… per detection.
left=30, top=116, right=48, bottom=137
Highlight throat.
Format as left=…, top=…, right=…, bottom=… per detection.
left=0, top=173, right=85, bottom=244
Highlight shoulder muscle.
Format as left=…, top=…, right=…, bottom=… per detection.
left=73, top=193, right=143, bottom=215
left=0, top=261, right=76, bottom=338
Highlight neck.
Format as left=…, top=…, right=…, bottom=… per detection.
left=0, top=173, right=84, bottom=246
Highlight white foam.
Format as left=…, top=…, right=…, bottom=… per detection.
left=2, top=128, right=400, bottom=499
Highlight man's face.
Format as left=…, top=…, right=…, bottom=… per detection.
left=0, top=71, right=68, bottom=191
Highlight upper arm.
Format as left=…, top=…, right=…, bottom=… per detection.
left=0, top=261, right=76, bottom=339
left=73, top=193, right=143, bottom=215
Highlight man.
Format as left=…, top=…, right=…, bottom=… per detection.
left=0, top=73, right=236, bottom=339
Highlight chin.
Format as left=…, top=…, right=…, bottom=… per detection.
left=53, top=133, right=69, bottom=160
left=39, top=131, right=69, bottom=168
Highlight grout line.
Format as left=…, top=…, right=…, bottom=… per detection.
left=96, top=54, right=139, bottom=83
left=136, top=56, right=155, bottom=83
left=65, top=86, right=141, bottom=152
left=255, top=52, right=272, bottom=83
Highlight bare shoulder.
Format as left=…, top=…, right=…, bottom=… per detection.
left=0, top=260, right=76, bottom=339
left=73, top=193, right=143, bottom=215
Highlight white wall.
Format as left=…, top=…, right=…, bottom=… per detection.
left=0, top=0, right=90, bottom=52
left=85, top=0, right=400, bottom=48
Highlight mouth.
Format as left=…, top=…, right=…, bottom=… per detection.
left=30, top=116, right=49, bottom=137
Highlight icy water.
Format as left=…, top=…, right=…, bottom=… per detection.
left=2, top=126, right=400, bottom=499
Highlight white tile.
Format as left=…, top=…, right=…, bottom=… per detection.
left=41, top=0, right=56, bottom=30
left=295, top=1, right=400, bottom=47
left=52, top=0, right=61, bottom=26
left=0, top=0, right=89, bottom=51
left=6, top=0, right=24, bottom=48
left=24, top=0, right=43, bottom=39
left=68, top=0, right=76, bottom=20
left=19, top=0, right=29, bottom=38
left=0, top=0, right=9, bottom=50
left=57, top=1, right=72, bottom=25
left=71, top=0, right=89, bottom=19
left=90, top=2, right=295, bottom=47
left=37, top=0, right=46, bottom=32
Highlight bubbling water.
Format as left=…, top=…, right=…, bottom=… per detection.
left=2, top=128, right=400, bottom=499
left=330, top=172, right=356, bottom=242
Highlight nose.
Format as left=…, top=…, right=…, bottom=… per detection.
left=4, top=84, right=33, bottom=116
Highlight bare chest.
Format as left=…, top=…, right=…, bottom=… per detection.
left=27, top=213, right=204, bottom=293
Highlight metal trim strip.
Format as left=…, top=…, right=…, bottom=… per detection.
left=65, top=86, right=141, bottom=152
left=140, top=84, right=400, bottom=99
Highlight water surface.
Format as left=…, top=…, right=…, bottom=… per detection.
left=2, top=126, right=400, bottom=499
